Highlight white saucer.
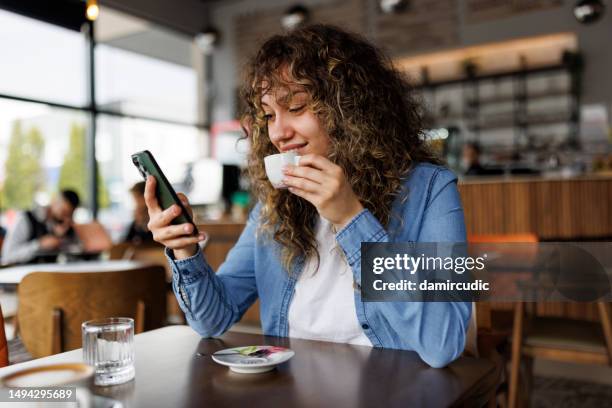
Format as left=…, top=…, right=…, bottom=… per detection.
left=211, top=345, right=295, bottom=374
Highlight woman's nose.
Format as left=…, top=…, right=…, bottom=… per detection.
left=268, top=114, right=295, bottom=144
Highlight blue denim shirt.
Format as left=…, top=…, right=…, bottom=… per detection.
left=166, top=163, right=470, bottom=368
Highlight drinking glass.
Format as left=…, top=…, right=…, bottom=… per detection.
left=82, top=317, right=135, bottom=386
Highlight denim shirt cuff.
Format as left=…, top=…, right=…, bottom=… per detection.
left=335, top=208, right=387, bottom=268
left=164, top=246, right=207, bottom=285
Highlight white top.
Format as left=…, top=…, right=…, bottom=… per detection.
left=288, top=216, right=372, bottom=347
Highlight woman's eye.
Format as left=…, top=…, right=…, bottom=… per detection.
left=289, top=105, right=305, bottom=113
left=263, top=113, right=274, bottom=121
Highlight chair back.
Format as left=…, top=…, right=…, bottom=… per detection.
left=0, top=304, right=8, bottom=367
left=108, top=242, right=133, bottom=260
left=17, top=266, right=166, bottom=358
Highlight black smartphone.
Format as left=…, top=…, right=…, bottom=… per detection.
left=131, top=150, right=198, bottom=234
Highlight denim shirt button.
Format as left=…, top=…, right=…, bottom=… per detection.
left=361, top=324, right=369, bottom=330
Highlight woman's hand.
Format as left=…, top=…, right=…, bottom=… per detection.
left=144, top=176, right=206, bottom=260
left=282, top=154, right=364, bottom=230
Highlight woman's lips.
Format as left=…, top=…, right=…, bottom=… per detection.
left=282, top=142, right=308, bottom=152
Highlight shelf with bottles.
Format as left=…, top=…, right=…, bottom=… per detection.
left=418, top=52, right=583, bottom=151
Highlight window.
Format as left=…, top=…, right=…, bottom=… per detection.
left=96, top=44, right=198, bottom=123
left=0, top=9, right=87, bottom=106
left=93, top=8, right=207, bottom=240
left=0, top=99, right=90, bottom=227
left=0, top=5, right=208, bottom=241
left=95, top=7, right=198, bottom=124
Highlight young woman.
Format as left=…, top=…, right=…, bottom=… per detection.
left=144, top=24, right=469, bottom=368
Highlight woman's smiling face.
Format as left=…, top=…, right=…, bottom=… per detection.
left=261, top=86, right=331, bottom=157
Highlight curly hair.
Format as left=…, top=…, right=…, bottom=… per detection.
left=240, top=24, right=441, bottom=274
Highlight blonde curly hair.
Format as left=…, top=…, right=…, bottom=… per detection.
left=240, top=24, right=441, bottom=274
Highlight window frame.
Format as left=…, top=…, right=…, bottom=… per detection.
left=0, top=5, right=205, bottom=217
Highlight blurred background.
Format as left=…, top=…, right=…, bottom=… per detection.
left=0, top=2, right=611, bottom=406
left=0, top=0, right=610, bottom=242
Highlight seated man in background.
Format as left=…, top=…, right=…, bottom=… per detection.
left=1, top=190, right=80, bottom=265
left=122, top=181, right=154, bottom=245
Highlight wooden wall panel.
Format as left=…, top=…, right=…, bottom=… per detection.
left=460, top=177, right=612, bottom=239
left=504, top=182, right=534, bottom=233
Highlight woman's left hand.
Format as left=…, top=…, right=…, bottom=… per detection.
left=282, top=154, right=364, bottom=230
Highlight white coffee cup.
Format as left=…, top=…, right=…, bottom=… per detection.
left=0, top=363, right=94, bottom=408
left=264, top=151, right=301, bottom=189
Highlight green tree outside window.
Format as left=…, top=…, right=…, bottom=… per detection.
left=1, top=121, right=45, bottom=210
left=58, top=123, right=110, bottom=209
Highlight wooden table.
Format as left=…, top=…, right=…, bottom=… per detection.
left=0, top=260, right=149, bottom=287
left=0, top=326, right=496, bottom=407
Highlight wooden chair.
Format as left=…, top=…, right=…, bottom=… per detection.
left=469, top=233, right=612, bottom=407
left=108, top=242, right=133, bottom=260
left=508, top=302, right=612, bottom=408
left=17, top=266, right=166, bottom=358
left=0, top=304, right=8, bottom=367
left=468, top=233, right=540, bottom=407
left=469, top=232, right=539, bottom=327
left=126, top=245, right=186, bottom=325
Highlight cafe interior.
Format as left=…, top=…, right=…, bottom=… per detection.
left=0, top=0, right=611, bottom=407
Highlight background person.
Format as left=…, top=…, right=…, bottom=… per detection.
left=122, top=181, right=154, bottom=245
left=1, top=190, right=80, bottom=265
left=462, top=141, right=486, bottom=175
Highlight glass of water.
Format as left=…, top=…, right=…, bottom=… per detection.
left=82, top=317, right=135, bottom=386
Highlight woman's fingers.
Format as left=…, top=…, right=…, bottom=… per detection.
left=282, top=175, right=320, bottom=193
left=176, top=192, right=189, bottom=205
left=149, top=204, right=181, bottom=230
left=143, top=178, right=201, bottom=250
left=163, top=235, right=204, bottom=250
left=296, top=154, right=338, bottom=173
left=144, top=176, right=161, bottom=213
left=176, top=192, right=194, bottom=219
left=287, top=186, right=317, bottom=203
left=283, top=164, right=325, bottom=184
left=152, top=223, right=195, bottom=241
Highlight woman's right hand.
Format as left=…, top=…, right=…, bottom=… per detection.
left=144, top=175, right=206, bottom=260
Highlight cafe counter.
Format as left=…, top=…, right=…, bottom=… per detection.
left=459, top=173, right=612, bottom=240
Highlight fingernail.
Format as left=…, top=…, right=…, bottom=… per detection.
left=184, top=225, right=191, bottom=233
left=199, top=233, right=206, bottom=240
left=174, top=206, right=181, bottom=215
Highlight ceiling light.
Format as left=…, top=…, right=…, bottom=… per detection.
left=86, top=0, right=99, bottom=21
left=379, top=0, right=409, bottom=14
left=281, top=5, right=309, bottom=30
left=574, top=0, right=605, bottom=24
left=195, top=27, right=220, bottom=54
